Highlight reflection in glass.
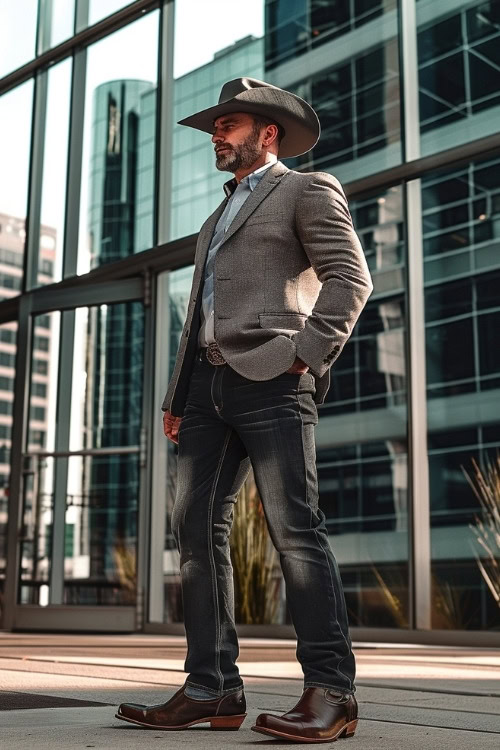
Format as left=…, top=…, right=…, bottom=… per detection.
left=36, top=59, right=72, bottom=288
left=77, top=12, right=159, bottom=274
left=265, top=0, right=397, bottom=70
left=170, top=35, right=264, bottom=240
left=418, top=0, right=500, bottom=154
left=0, top=322, right=18, bottom=623
left=88, top=0, right=137, bottom=27
left=424, top=155, right=500, bottom=629
left=422, top=156, right=500, bottom=399
left=288, top=39, right=400, bottom=179
left=18, top=456, right=54, bottom=606
left=64, top=453, right=139, bottom=605
left=0, top=81, right=34, bottom=283
left=28, top=312, right=60, bottom=455
left=70, top=303, right=144, bottom=451
left=0, top=0, right=38, bottom=78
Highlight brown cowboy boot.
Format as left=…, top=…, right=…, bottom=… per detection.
left=251, top=687, right=358, bottom=743
left=116, top=684, right=246, bottom=730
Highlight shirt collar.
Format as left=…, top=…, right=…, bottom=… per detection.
left=223, top=157, right=278, bottom=197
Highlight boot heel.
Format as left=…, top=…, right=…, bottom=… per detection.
left=341, top=719, right=358, bottom=738
left=210, top=713, right=246, bottom=730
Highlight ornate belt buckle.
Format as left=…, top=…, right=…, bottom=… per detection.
left=206, top=342, right=226, bottom=365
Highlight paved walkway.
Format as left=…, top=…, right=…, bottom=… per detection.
left=0, top=633, right=499, bottom=748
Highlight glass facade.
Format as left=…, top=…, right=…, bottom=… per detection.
left=0, top=0, right=499, bottom=637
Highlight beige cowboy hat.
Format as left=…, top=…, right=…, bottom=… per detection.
left=177, top=77, right=321, bottom=158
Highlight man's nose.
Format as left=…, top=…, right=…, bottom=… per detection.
left=212, top=131, right=223, bottom=143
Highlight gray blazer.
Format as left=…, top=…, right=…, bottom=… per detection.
left=162, top=161, right=373, bottom=416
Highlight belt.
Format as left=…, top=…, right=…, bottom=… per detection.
left=197, top=342, right=227, bottom=365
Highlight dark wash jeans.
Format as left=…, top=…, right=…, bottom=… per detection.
left=171, top=352, right=356, bottom=697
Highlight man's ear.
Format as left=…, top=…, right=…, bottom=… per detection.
left=262, top=124, right=278, bottom=147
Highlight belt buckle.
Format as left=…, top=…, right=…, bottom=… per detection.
left=206, top=342, right=226, bottom=366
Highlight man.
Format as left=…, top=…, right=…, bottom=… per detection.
left=117, top=78, right=373, bottom=742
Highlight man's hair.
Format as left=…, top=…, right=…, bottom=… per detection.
left=251, top=114, right=286, bottom=146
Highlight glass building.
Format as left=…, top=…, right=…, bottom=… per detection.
left=0, top=0, right=498, bottom=642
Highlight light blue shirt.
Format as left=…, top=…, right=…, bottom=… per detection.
left=198, top=158, right=277, bottom=347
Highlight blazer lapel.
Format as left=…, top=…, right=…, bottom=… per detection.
left=218, top=161, right=289, bottom=249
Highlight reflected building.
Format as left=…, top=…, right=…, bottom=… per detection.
left=260, top=0, right=500, bottom=629
left=170, top=34, right=264, bottom=240
left=0, top=213, right=55, bottom=602
left=80, top=82, right=149, bottom=598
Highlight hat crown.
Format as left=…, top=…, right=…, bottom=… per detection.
left=218, top=77, right=278, bottom=104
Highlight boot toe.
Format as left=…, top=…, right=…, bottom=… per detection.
left=116, top=703, right=148, bottom=722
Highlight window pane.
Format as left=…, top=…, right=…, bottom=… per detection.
left=63, top=452, right=139, bottom=605
left=0, top=321, right=17, bottom=624
left=163, top=184, right=408, bottom=627
left=18, top=456, right=55, bottom=605
left=424, top=155, right=500, bottom=630
left=27, top=312, right=60, bottom=454
left=77, top=12, right=159, bottom=273
left=0, top=0, right=38, bottom=77
left=0, top=81, right=34, bottom=290
left=88, top=0, right=138, bottom=27
left=418, top=1, right=500, bottom=155
left=69, top=303, right=145, bottom=451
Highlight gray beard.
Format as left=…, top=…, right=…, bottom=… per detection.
left=215, top=130, right=261, bottom=172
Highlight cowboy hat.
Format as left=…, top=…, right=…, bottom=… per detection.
left=177, top=77, right=320, bottom=158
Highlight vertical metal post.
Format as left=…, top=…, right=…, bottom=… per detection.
left=136, top=275, right=154, bottom=630
left=24, top=69, right=48, bottom=292
left=49, top=309, right=76, bottom=604
left=148, top=271, right=170, bottom=622
left=399, top=0, right=431, bottom=630
left=156, top=0, right=175, bottom=245
left=3, top=296, right=33, bottom=629
left=63, top=47, right=87, bottom=278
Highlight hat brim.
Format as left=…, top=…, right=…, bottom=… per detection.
left=177, top=88, right=320, bottom=159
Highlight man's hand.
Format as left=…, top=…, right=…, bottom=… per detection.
left=286, top=356, right=310, bottom=374
left=163, top=409, right=182, bottom=444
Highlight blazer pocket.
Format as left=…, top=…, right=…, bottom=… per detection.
left=245, top=212, right=284, bottom=226
left=259, top=312, right=307, bottom=331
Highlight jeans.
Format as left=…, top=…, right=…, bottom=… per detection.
left=171, top=353, right=355, bottom=698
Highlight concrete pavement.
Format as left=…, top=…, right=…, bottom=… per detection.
left=0, top=633, right=499, bottom=748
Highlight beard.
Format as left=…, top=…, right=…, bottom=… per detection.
left=215, top=125, right=262, bottom=172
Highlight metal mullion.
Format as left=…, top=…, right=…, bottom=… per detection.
left=63, top=46, right=86, bottom=280
left=30, top=277, right=144, bottom=315
left=48, top=309, right=76, bottom=604
left=24, top=447, right=140, bottom=458
left=148, top=271, right=170, bottom=623
left=3, top=296, right=34, bottom=629
left=399, top=0, right=431, bottom=633
left=136, top=291, right=154, bottom=630
left=157, top=0, right=175, bottom=245
left=24, top=68, right=48, bottom=292
left=37, top=0, right=54, bottom=55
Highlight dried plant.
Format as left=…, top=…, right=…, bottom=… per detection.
left=463, top=454, right=500, bottom=608
left=370, top=565, right=408, bottom=628
left=113, top=541, right=137, bottom=604
left=230, top=471, right=281, bottom=624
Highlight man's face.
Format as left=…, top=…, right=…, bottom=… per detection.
left=211, top=112, right=262, bottom=172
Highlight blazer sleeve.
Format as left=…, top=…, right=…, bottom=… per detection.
left=291, top=172, right=373, bottom=378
